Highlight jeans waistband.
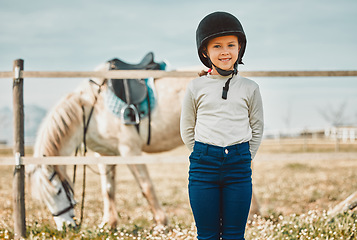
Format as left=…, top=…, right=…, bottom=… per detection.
left=193, top=141, right=249, bottom=157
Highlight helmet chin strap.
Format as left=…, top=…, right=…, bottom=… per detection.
left=211, top=61, right=237, bottom=77
left=208, top=58, right=238, bottom=100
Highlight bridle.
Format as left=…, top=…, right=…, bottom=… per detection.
left=48, top=170, right=76, bottom=218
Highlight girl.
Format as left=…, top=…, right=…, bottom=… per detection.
left=180, top=11, right=264, bottom=240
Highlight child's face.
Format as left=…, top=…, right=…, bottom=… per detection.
left=205, top=35, right=240, bottom=75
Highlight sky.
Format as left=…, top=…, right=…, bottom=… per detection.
left=0, top=0, right=357, bottom=132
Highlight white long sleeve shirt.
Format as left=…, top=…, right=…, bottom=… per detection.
left=180, top=73, right=264, bottom=159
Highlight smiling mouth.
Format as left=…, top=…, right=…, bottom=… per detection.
left=220, top=58, right=231, bottom=62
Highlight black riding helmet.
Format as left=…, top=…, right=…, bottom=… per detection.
left=196, top=11, right=247, bottom=99
left=196, top=11, right=246, bottom=71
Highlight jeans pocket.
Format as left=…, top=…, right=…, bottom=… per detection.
left=236, top=144, right=252, bottom=162
left=189, top=151, right=202, bottom=163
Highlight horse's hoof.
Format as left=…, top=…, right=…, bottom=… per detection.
left=98, top=222, right=107, bottom=229
left=154, top=211, right=169, bottom=226
left=99, top=218, right=118, bottom=229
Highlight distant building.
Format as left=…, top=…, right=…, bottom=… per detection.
left=325, top=126, right=357, bottom=142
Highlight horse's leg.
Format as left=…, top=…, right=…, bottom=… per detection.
left=98, top=163, right=119, bottom=228
left=114, top=124, right=168, bottom=226
left=127, top=164, right=168, bottom=226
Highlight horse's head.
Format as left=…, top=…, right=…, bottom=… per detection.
left=43, top=169, right=77, bottom=230
left=50, top=175, right=77, bottom=230
left=28, top=166, right=77, bottom=230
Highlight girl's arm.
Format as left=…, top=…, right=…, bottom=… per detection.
left=248, top=86, right=264, bottom=159
left=180, top=86, right=197, bottom=152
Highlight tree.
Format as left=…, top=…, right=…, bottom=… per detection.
left=317, top=101, right=349, bottom=127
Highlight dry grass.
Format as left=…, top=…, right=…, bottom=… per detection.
left=1, top=139, right=357, bottom=239
left=259, top=138, right=357, bottom=153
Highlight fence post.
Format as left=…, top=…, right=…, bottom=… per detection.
left=12, top=59, right=26, bottom=239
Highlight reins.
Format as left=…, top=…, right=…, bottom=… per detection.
left=72, top=79, right=106, bottom=227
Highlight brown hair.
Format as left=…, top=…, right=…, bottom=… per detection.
left=198, top=45, right=209, bottom=76
left=198, top=69, right=209, bottom=77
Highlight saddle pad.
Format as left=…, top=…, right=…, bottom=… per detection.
left=104, top=77, right=156, bottom=120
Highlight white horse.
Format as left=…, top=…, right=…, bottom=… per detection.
left=27, top=53, right=260, bottom=230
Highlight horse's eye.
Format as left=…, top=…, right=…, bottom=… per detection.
left=57, top=188, right=62, bottom=195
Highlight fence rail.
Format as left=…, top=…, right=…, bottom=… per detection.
left=1, top=70, right=357, bottom=79
left=0, top=155, right=188, bottom=166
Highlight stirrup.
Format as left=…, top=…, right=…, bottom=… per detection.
left=121, top=104, right=140, bottom=125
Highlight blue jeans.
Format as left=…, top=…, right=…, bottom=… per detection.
left=188, top=141, right=252, bottom=240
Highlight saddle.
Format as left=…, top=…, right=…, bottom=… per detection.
left=108, top=52, right=162, bottom=104
left=107, top=52, right=164, bottom=125
left=109, top=51, right=161, bottom=70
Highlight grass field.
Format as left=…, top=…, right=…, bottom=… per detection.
left=1, top=139, right=357, bottom=239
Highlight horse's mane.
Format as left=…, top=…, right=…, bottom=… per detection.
left=26, top=91, right=85, bottom=204
left=34, top=92, right=83, bottom=157
left=26, top=61, right=107, bottom=207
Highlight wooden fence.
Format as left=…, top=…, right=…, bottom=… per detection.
left=1, top=69, right=357, bottom=79
left=1, top=59, right=357, bottom=239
